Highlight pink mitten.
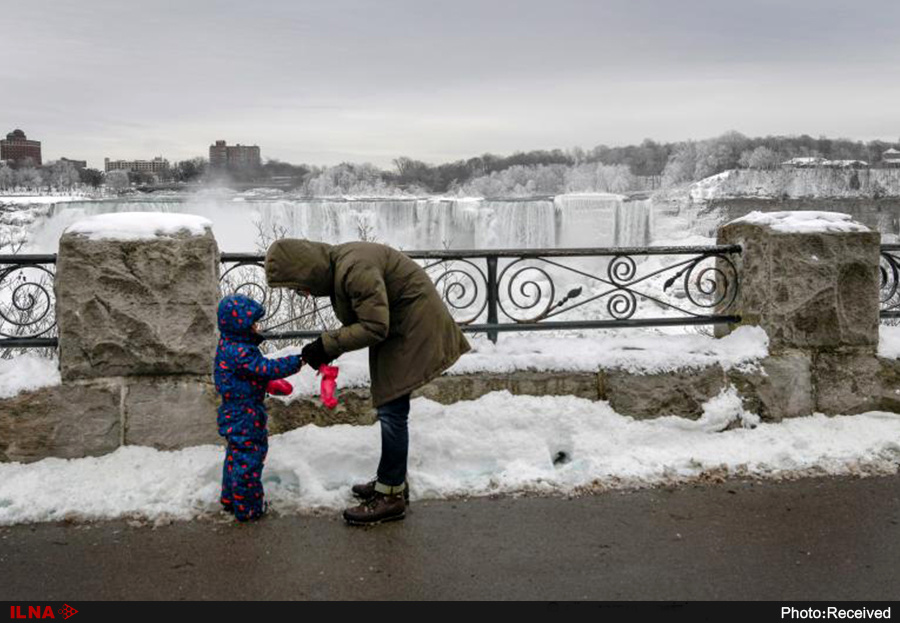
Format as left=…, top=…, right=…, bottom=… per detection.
left=266, top=379, right=293, bottom=396
left=319, top=364, right=339, bottom=409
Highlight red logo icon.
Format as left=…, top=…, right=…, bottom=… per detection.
left=10, top=606, right=62, bottom=619
left=58, top=606, right=77, bottom=620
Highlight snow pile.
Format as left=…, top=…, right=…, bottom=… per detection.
left=655, top=386, right=760, bottom=433
left=0, top=355, right=60, bottom=398
left=879, top=325, right=900, bottom=359
left=729, top=211, right=869, bottom=234
left=450, top=325, right=767, bottom=375
left=269, top=326, right=769, bottom=399
left=65, top=212, right=212, bottom=241
left=1, top=391, right=899, bottom=525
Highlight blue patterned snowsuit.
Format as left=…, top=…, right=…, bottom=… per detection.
left=214, top=294, right=303, bottom=521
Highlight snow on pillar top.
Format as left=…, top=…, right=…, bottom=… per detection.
left=728, top=210, right=870, bottom=234
left=64, top=212, right=213, bottom=241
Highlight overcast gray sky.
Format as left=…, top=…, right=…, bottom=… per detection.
left=2, top=0, right=899, bottom=168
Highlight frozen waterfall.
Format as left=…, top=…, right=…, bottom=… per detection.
left=21, top=194, right=654, bottom=253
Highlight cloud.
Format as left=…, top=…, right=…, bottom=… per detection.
left=2, top=0, right=899, bottom=167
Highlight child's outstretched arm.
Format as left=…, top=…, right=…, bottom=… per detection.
left=235, top=346, right=303, bottom=381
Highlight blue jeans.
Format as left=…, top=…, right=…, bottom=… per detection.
left=376, top=393, right=410, bottom=488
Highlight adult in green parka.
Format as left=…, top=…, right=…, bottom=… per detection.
left=265, top=239, right=470, bottom=524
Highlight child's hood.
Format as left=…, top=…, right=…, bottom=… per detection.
left=217, top=294, right=265, bottom=338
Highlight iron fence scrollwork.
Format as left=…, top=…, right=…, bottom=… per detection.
left=224, top=245, right=742, bottom=345
left=881, top=244, right=900, bottom=319
left=0, top=245, right=747, bottom=349
left=0, top=254, right=58, bottom=351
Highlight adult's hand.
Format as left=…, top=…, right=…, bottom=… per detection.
left=301, top=337, right=333, bottom=369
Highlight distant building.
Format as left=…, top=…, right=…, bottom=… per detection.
left=60, top=157, right=87, bottom=170
left=209, top=140, right=261, bottom=170
left=104, top=157, right=170, bottom=174
left=1, top=129, right=42, bottom=166
left=882, top=148, right=900, bottom=168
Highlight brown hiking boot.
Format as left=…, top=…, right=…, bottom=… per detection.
left=351, top=479, right=409, bottom=502
left=343, top=492, right=406, bottom=526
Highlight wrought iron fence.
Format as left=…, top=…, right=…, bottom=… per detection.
left=0, top=254, right=59, bottom=350
left=220, top=245, right=742, bottom=344
left=881, top=244, right=900, bottom=319
left=0, top=245, right=745, bottom=349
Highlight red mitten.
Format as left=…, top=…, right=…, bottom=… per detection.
left=266, top=379, right=293, bottom=396
left=319, top=364, right=339, bottom=409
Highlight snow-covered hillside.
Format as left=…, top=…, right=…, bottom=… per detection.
left=686, top=168, right=900, bottom=202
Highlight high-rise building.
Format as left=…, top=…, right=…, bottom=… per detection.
left=104, top=157, right=170, bottom=173
left=1, top=129, right=42, bottom=166
left=209, top=140, right=261, bottom=170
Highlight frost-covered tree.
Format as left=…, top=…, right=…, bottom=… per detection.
left=0, top=165, right=14, bottom=190
left=46, top=160, right=81, bottom=190
left=105, top=170, right=130, bottom=192
left=569, top=146, right=586, bottom=165
left=564, top=163, right=635, bottom=193
left=305, top=163, right=391, bottom=196
left=173, top=158, right=208, bottom=182
left=79, top=168, right=103, bottom=188
left=739, top=146, right=781, bottom=170
left=662, top=142, right=697, bottom=186
left=600, top=164, right=635, bottom=192
left=530, top=165, right=567, bottom=194
left=14, top=167, right=43, bottom=190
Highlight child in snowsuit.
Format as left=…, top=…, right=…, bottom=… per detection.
left=214, top=294, right=303, bottom=522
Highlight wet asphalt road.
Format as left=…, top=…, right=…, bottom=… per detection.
left=1, top=475, right=900, bottom=601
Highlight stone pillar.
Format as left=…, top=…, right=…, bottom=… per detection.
left=54, top=213, right=222, bottom=450
left=716, top=211, right=883, bottom=415
left=716, top=213, right=880, bottom=351
left=57, top=224, right=220, bottom=379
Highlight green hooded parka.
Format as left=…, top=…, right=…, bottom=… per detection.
left=265, top=239, right=471, bottom=407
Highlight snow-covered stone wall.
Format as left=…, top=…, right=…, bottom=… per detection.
left=0, top=210, right=897, bottom=463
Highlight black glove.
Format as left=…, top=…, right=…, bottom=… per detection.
left=301, top=337, right=333, bottom=369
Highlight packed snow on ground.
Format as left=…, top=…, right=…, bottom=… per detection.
left=0, top=354, right=59, bottom=398
left=1, top=388, right=899, bottom=526
left=880, top=325, right=900, bottom=359
left=729, top=211, right=869, bottom=234
left=65, top=212, right=213, bottom=241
